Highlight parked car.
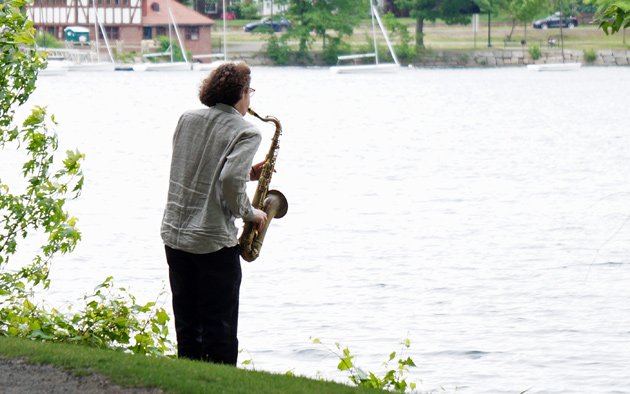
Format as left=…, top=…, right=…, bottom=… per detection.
left=532, top=12, right=578, bottom=29
left=243, top=17, right=291, bottom=33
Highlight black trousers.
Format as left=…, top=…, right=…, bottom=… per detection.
left=165, top=245, right=242, bottom=365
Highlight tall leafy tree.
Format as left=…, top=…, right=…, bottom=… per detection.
left=280, top=0, right=367, bottom=63
left=396, top=0, right=478, bottom=49
left=502, top=0, right=548, bottom=40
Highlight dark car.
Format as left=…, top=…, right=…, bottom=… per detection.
left=532, top=12, right=578, bottom=29
left=243, top=17, right=291, bottom=33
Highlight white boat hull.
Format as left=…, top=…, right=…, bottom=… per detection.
left=330, top=63, right=400, bottom=74
left=527, top=62, right=582, bottom=71
left=68, top=62, right=116, bottom=72
left=134, top=62, right=191, bottom=72
left=193, top=60, right=228, bottom=72
left=39, top=60, right=70, bottom=76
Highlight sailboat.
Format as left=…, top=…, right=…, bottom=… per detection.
left=134, top=0, right=191, bottom=71
left=193, top=0, right=228, bottom=71
left=527, top=11, right=580, bottom=72
left=68, top=3, right=115, bottom=72
left=330, top=2, right=399, bottom=74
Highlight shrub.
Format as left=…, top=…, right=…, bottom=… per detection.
left=322, top=38, right=351, bottom=65
left=383, top=12, right=415, bottom=63
left=230, top=1, right=258, bottom=20
left=35, top=31, right=63, bottom=48
left=156, top=35, right=189, bottom=62
left=529, top=44, right=541, bottom=60
left=583, top=48, right=597, bottom=63
left=264, top=35, right=290, bottom=65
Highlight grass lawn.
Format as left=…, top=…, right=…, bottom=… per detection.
left=0, top=336, right=383, bottom=394
left=213, top=17, right=629, bottom=52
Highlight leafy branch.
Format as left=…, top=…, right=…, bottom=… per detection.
left=1, top=0, right=174, bottom=357
left=311, top=337, right=418, bottom=392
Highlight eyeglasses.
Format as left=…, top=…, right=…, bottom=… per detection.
left=247, top=87, right=255, bottom=97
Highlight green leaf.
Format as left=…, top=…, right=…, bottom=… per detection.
left=337, top=356, right=353, bottom=371
left=155, top=309, right=169, bottom=324
left=401, top=356, right=416, bottom=367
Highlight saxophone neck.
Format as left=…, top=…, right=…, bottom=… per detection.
left=247, top=108, right=260, bottom=119
left=248, top=108, right=282, bottom=132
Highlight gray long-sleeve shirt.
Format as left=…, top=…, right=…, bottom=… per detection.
left=161, top=103, right=262, bottom=254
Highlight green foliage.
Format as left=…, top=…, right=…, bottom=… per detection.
left=322, top=37, right=352, bottom=65
left=383, top=12, right=416, bottom=63
left=1, top=0, right=174, bottom=358
left=264, top=34, right=291, bottom=65
left=35, top=31, right=63, bottom=48
left=273, top=0, right=367, bottom=65
left=583, top=47, right=598, bottom=61
left=591, top=0, right=630, bottom=34
left=0, top=0, right=78, bottom=277
left=229, top=0, right=259, bottom=19
left=312, top=337, right=417, bottom=392
left=1, top=276, right=172, bottom=356
left=529, top=44, right=542, bottom=59
left=156, top=35, right=189, bottom=62
left=396, top=0, right=476, bottom=48
left=113, top=49, right=137, bottom=64
left=503, top=0, right=549, bottom=25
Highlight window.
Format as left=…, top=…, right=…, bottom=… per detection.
left=143, top=26, right=153, bottom=39
left=156, top=26, right=166, bottom=36
left=99, top=26, right=119, bottom=40
left=151, top=2, right=160, bottom=12
left=204, top=1, right=217, bottom=14
left=185, top=26, right=199, bottom=41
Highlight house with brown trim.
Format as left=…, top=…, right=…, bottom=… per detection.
left=28, top=0, right=215, bottom=60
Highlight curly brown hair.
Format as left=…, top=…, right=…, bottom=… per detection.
left=198, top=62, right=251, bottom=107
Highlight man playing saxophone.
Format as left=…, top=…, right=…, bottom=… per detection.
left=160, top=62, right=266, bottom=365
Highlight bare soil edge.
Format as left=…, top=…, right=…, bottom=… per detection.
left=0, top=357, right=162, bottom=394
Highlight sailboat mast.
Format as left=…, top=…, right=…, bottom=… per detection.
left=168, top=10, right=173, bottom=62
left=92, top=1, right=100, bottom=62
left=372, top=4, right=399, bottom=65
left=167, top=0, right=189, bottom=64
left=370, top=0, right=379, bottom=64
left=222, top=0, right=227, bottom=60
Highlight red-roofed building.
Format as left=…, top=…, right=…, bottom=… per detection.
left=28, top=0, right=215, bottom=61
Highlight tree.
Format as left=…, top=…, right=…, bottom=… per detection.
left=270, top=0, right=367, bottom=64
left=501, top=0, right=548, bottom=40
left=1, top=0, right=82, bottom=282
left=1, top=0, right=171, bottom=355
left=590, top=0, right=630, bottom=34
left=395, top=0, right=479, bottom=49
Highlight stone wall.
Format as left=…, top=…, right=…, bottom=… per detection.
left=412, top=48, right=630, bottom=68
left=219, top=47, right=630, bottom=67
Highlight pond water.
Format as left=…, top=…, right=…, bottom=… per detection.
left=14, top=65, right=630, bottom=393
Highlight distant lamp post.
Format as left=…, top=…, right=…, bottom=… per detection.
left=473, top=13, right=479, bottom=48
left=487, top=10, right=492, bottom=47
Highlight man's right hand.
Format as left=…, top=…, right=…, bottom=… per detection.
left=250, top=208, right=267, bottom=232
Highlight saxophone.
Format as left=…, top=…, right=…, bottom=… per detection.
left=238, top=108, right=288, bottom=262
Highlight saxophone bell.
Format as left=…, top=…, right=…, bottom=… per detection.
left=239, top=108, right=287, bottom=262
left=241, top=189, right=288, bottom=262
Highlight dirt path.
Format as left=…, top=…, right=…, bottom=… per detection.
left=0, top=358, right=162, bottom=394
